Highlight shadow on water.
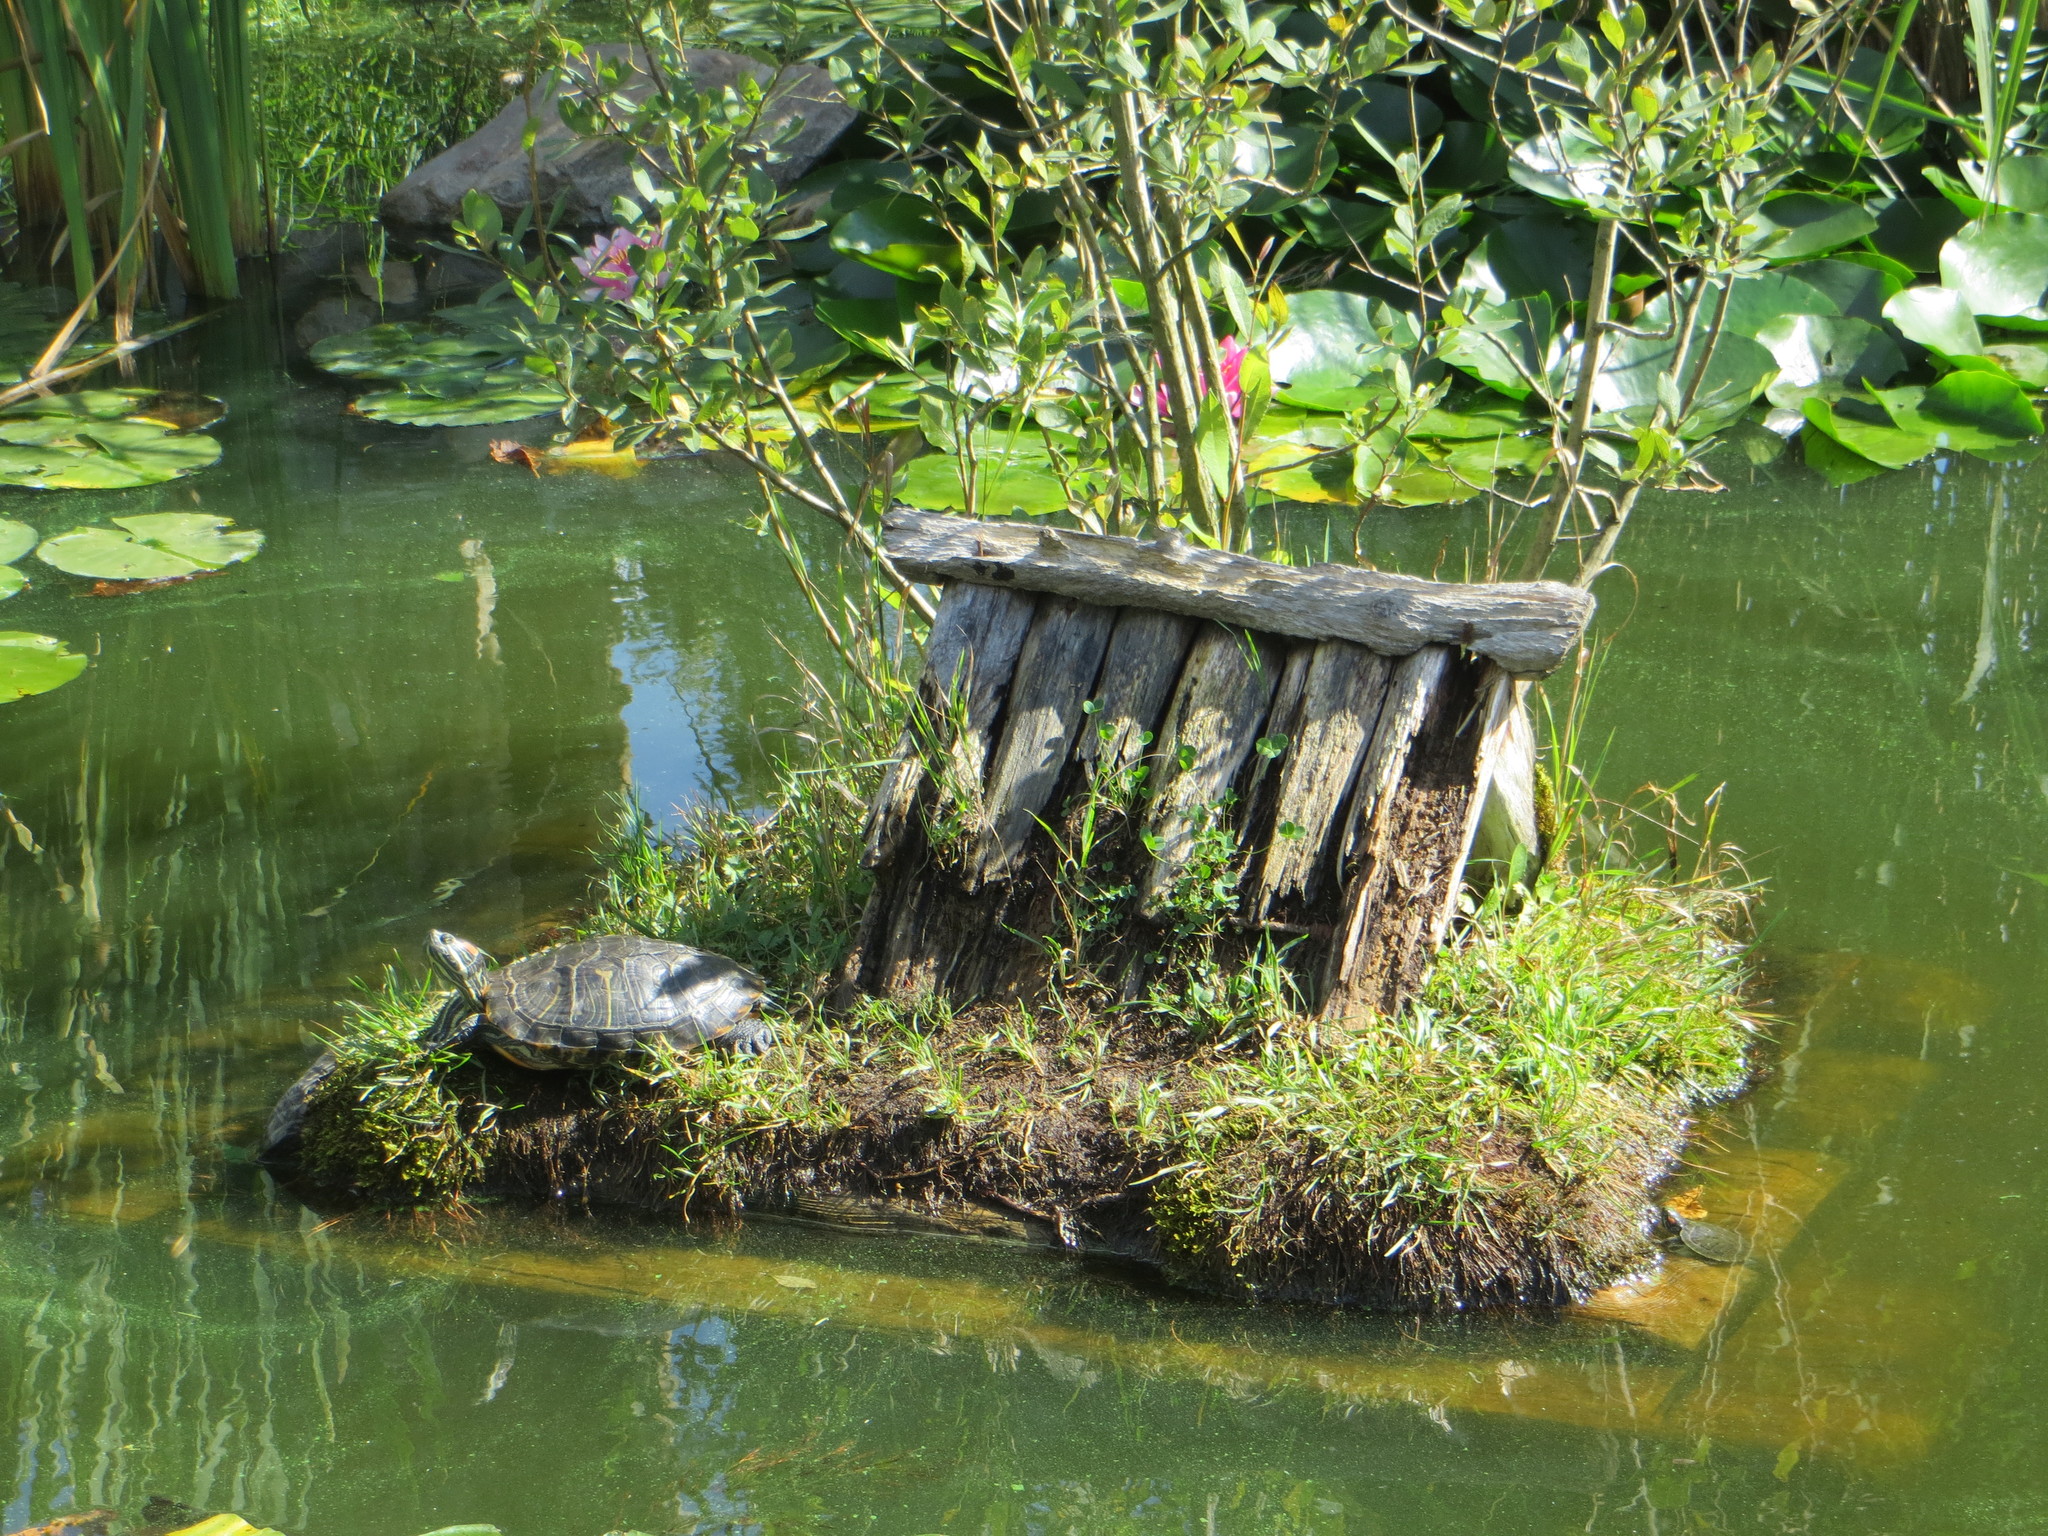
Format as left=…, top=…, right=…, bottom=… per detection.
left=1, top=292, right=2046, bottom=1533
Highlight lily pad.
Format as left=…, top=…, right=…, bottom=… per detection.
left=1228, top=123, right=1333, bottom=215
left=1957, top=156, right=2048, bottom=214
left=1800, top=396, right=1936, bottom=469
left=308, top=323, right=517, bottom=383
left=0, top=630, right=87, bottom=700
left=1747, top=193, right=1877, bottom=260
left=0, top=393, right=224, bottom=489
left=1985, top=341, right=2048, bottom=386
left=1875, top=373, right=2043, bottom=455
left=1339, top=79, right=1445, bottom=160
left=1940, top=214, right=2048, bottom=324
left=1875, top=196, right=1970, bottom=271
left=1411, top=397, right=1540, bottom=439
left=1440, top=295, right=1568, bottom=401
left=352, top=376, right=567, bottom=427
left=1458, top=214, right=1595, bottom=307
left=0, top=517, right=33, bottom=565
left=5, top=388, right=203, bottom=422
left=1591, top=331, right=1776, bottom=436
left=1756, top=315, right=1904, bottom=403
left=1267, top=290, right=1425, bottom=385
left=1441, top=433, right=1553, bottom=480
left=1802, top=423, right=1889, bottom=486
left=1783, top=259, right=1901, bottom=322
left=1882, top=285, right=1984, bottom=357
left=831, top=194, right=962, bottom=282
left=37, top=513, right=264, bottom=580
left=1287, top=196, right=1393, bottom=252
left=897, top=446, right=1074, bottom=516
left=1642, top=270, right=1838, bottom=341
left=0, top=566, right=22, bottom=600
left=1273, top=370, right=1395, bottom=413
left=1507, top=127, right=1616, bottom=204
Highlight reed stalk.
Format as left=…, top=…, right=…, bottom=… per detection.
left=0, top=0, right=263, bottom=306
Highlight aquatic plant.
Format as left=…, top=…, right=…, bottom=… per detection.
left=35, top=513, right=264, bottom=581
left=0, top=391, right=227, bottom=491
left=373, top=0, right=1959, bottom=582
left=0, top=0, right=263, bottom=306
left=0, top=630, right=86, bottom=700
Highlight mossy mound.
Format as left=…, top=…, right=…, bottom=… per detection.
left=293, top=723, right=1759, bottom=1307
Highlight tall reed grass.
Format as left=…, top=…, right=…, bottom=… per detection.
left=0, top=0, right=262, bottom=306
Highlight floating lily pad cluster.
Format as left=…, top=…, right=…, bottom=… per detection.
left=313, top=23, right=2048, bottom=505
left=309, top=310, right=568, bottom=426
left=0, top=389, right=225, bottom=490
left=0, top=510, right=265, bottom=703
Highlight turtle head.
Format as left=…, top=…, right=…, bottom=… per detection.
left=426, top=930, right=493, bottom=1010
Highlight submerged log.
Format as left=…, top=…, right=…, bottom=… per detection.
left=850, top=514, right=1592, bottom=1022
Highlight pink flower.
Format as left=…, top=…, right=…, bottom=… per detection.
left=573, top=227, right=654, bottom=301
left=1130, top=336, right=1248, bottom=420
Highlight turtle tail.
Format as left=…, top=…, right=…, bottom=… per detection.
left=416, top=994, right=482, bottom=1053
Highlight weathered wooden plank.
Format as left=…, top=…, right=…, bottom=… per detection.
left=1320, top=650, right=1489, bottom=1018
left=961, top=597, right=1119, bottom=891
left=861, top=581, right=1038, bottom=870
left=1247, top=641, right=1393, bottom=922
left=883, top=507, right=1593, bottom=676
left=1336, top=645, right=1451, bottom=877
left=1467, top=684, right=1541, bottom=882
left=1074, top=608, right=1198, bottom=773
left=1226, top=641, right=1314, bottom=871
left=1136, top=625, right=1282, bottom=922
left=1422, top=668, right=1517, bottom=955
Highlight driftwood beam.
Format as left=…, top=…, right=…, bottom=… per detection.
left=883, top=508, right=1594, bottom=677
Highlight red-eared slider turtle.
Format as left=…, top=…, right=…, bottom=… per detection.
left=421, top=930, right=772, bottom=1069
left=1662, top=1204, right=1750, bottom=1265
left=256, top=931, right=771, bottom=1166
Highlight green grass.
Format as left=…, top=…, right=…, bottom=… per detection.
left=297, top=665, right=1759, bottom=1307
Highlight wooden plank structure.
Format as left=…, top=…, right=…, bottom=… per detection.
left=841, top=509, right=1596, bottom=1019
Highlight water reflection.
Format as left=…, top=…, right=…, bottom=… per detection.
left=3, top=302, right=2048, bottom=1532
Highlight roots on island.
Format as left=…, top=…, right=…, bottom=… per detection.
left=291, top=707, right=1761, bottom=1307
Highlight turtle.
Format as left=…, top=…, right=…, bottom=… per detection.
left=254, top=931, right=771, bottom=1167
left=420, top=929, right=773, bottom=1069
left=1662, top=1204, right=1751, bottom=1265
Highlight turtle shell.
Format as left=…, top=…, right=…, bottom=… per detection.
left=1670, top=1211, right=1750, bottom=1265
left=479, top=935, right=768, bottom=1069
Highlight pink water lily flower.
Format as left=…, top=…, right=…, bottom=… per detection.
left=574, top=227, right=655, bottom=301
left=1130, top=336, right=1248, bottom=420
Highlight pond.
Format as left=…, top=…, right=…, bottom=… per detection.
left=0, top=286, right=2042, bottom=1535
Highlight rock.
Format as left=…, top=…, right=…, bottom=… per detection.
left=380, top=45, right=856, bottom=230
left=291, top=294, right=384, bottom=355
left=349, top=258, right=419, bottom=304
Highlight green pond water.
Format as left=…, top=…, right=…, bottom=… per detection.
left=0, top=297, right=2042, bottom=1536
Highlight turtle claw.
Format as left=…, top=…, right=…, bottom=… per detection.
left=725, top=1022, right=776, bottom=1057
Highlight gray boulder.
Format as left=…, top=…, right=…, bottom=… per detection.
left=380, top=45, right=855, bottom=230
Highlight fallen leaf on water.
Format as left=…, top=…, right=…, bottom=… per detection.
left=489, top=436, right=638, bottom=477
left=489, top=439, right=542, bottom=473
left=3, top=1508, right=117, bottom=1536
left=86, top=569, right=227, bottom=597
left=1665, top=1187, right=1709, bottom=1219
left=773, top=1273, right=819, bottom=1290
